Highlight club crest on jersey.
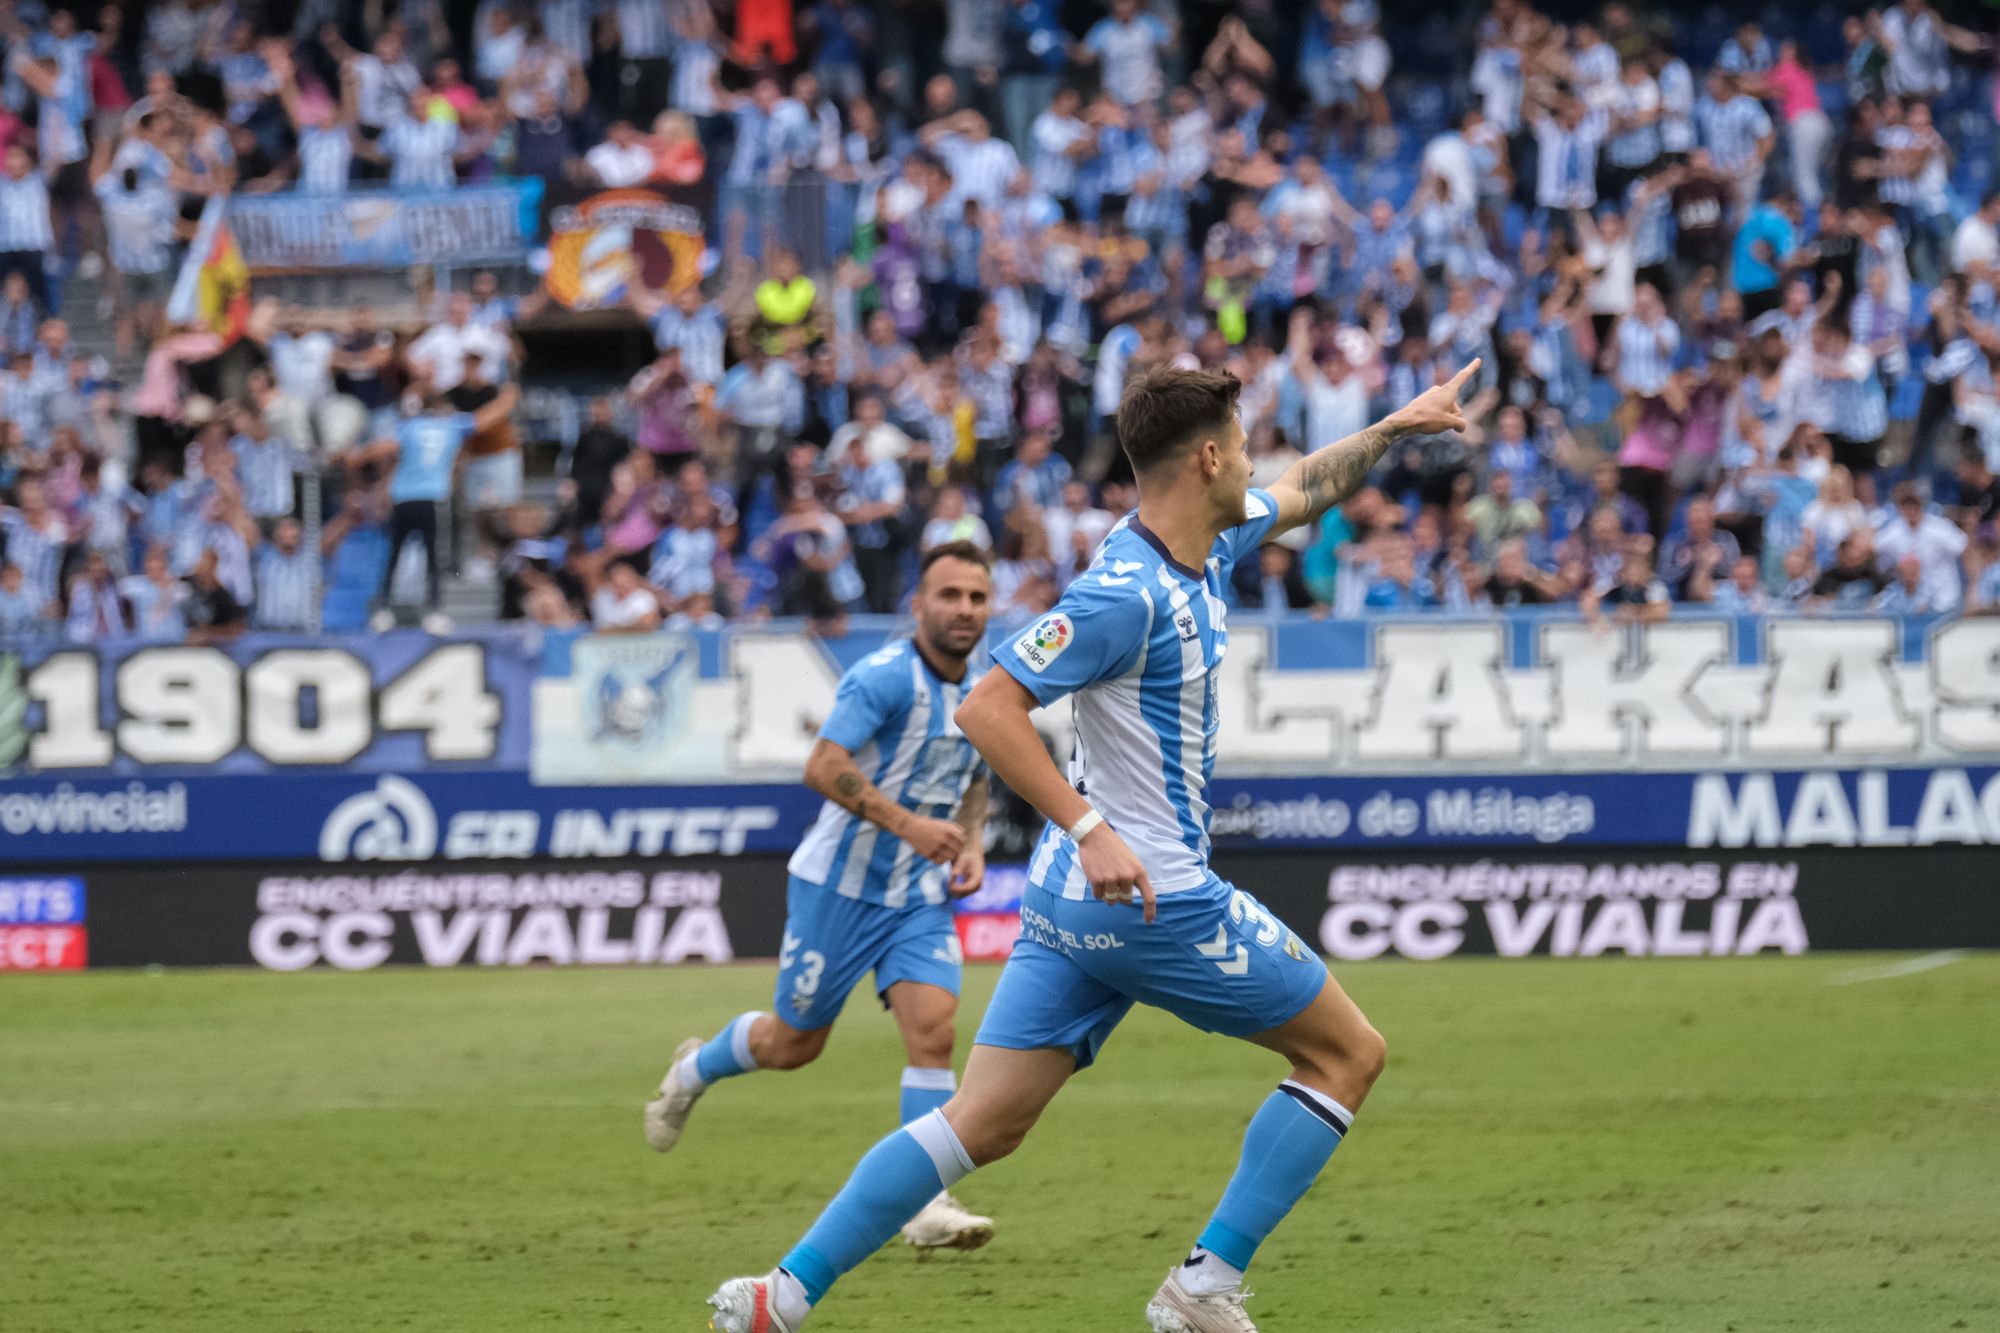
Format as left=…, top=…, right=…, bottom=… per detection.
left=1013, top=612, right=1073, bottom=673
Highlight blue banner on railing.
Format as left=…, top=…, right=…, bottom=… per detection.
left=226, top=181, right=544, bottom=269
left=0, top=770, right=812, bottom=864
left=2, top=765, right=1997, bottom=865
left=525, top=613, right=2000, bottom=784
left=0, top=632, right=537, bottom=777
left=4, top=615, right=1999, bottom=863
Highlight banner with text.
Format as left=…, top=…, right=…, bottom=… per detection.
left=7, top=616, right=2000, bottom=862
left=79, top=856, right=788, bottom=970
left=41, top=846, right=1999, bottom=970
left=1228, top=847, right=2000, bottom=961
left=0, top=632, right=537, bottom=779
left=226, top=182, right=544, bottom=269
left=529, top=614, right=2000, bottom=781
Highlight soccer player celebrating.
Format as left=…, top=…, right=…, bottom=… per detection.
left=648, top=540, right=999, bottom=1252
left=706, top=362, right=1479, bottom=1332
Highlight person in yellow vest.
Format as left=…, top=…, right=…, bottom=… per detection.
left=753, top=248, right=822, bottom=352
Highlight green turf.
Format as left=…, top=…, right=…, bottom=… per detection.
left=2, top=955, right=1996, bottom=1331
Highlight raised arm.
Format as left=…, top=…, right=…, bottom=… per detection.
left=954, top=670, right=1154, bottom=920
left=88, top=126, right=117, bottom=184
left=803, top=737, right=965, bottom=864
left=1266, top=359, right=1481, bottom=537
left=471, top=381, right=520, bottom=433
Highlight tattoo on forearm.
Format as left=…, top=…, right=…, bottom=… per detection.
left=833, top=769, right=873, bottom=820
left=1294, top=421, right=1399, bottom=520
left=954, top=777, right=989, bottom=840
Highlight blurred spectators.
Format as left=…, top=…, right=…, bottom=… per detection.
left=3, top=1, right=2000, bottom=651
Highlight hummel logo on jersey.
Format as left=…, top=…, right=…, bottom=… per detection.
left=1175, top=609, right=1198, bottom=641
left=1012, top=612, right=1073, bottom=673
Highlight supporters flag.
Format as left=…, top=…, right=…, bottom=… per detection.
left=166, top=197, right=252, bottom=345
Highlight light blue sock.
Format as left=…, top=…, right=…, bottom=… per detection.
left=898, top=1066, right=955, bottom=1125
left=1192, top=1081, right=1353, bottom=1274
left=781, top=1109, right=973, bottom=1305
left=688, top=1011, right=764, bottom=1087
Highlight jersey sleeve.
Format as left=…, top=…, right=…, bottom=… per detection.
left=817, top=653, right=906, bottom=753
left=994, top=574, right=1152, bottom=708
left=1213, top=487, right=1281, bottom=575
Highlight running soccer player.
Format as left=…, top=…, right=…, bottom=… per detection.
left=648, top=540, right=999, bottom=1253
left=705, top=362, right=1479, bottom=1333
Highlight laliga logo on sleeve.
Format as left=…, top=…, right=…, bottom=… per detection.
left=318, top=776, right=439, bottom=862
left=1013, top=612, right=1073, bottom=674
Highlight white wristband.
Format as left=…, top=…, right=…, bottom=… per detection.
left=1067, top=809, right=1104, bottom=843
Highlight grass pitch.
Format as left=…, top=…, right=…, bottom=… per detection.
left=2, top=955, right=1996, bottom=1332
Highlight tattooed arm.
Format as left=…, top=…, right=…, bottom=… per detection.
left=803, top=738, right=967, bottom=864
left=1266, top=358, right=1483, bottom=537
left=953, top=774, right=989, bottom=844
left=948, top=775, right=990, bottom=897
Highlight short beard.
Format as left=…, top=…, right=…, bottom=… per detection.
left=917, top=622, right=972, bottom=665
left=1217, top=482, right=1250, bottom=529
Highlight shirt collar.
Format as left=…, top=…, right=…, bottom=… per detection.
left=1128, top=516, right=1204, bottom=581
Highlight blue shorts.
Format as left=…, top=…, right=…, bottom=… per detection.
left=974, top=876, right=1328, bottom=1070
left=773, top=875, right=963, bottom=1032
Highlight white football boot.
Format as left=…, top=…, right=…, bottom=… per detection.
left=899, top=1192, right=994, bottom=1251
left=706, top=1270, right=802, bottom=1333
left=1146, top=1267, right=1259, bottom=1332
left=641, top=1037, right=703, bottom=1152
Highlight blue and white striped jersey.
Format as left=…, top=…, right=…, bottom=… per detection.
left=788, top=639, right=988, bottom=909
left=935, top=134, right=1020, bottom=210
left=232, top=434, right=299, bottom=519
left=253, top=545, right=318, bottom=630
left=650, top=304, right=727, bottom=384
left=0, top=508, right=66, bottom=608
left=382, top=115, right=458, bottom=189
left=1695, top=94, right=1771, bottom=175
left=669, top=36, right=721, bottom=115
left=0, top=173, right=53, bottom=252
left=615, top=0, right=673, bottom=58
left=1615, top=315, right=1680, bottom=396
left=538, top=0, right=598, bottom=65
left=93, top=175, right=175, bottom=276
left=1532, top=115, right=1600, bottom=211
left=297, top=126, right=354, bottom=194
left=998, top=489, right=1280, bottom=899
left=1656, top=59, right=1696, bottom=153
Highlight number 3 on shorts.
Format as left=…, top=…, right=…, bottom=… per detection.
left=780, top=931, right=827, bottom=996
left=1229, top=890, right=1282, bottom=948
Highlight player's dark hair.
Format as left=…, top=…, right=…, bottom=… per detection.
left=919, top=540, right=993, bottom=581
left=1116, top=367, right=1241, bottom=478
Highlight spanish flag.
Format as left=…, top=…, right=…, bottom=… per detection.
left=166, top=197, right=252, bottom=345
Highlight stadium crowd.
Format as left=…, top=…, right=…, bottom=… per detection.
left=5, top=0, right=2000, bottom=645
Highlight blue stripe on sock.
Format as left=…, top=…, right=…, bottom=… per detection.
left=1197, top=1088, right=1346, bottom=1272
left=780, top=1251, right=836, bottom=1307
left=780, top=1127, right=945, bottom=1306
left=1194, top=1221, right=1260, bottom=1274
left=899, top=1082, right=952, bottom=1125
left=695, top=1012, right=759, bottom=1084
